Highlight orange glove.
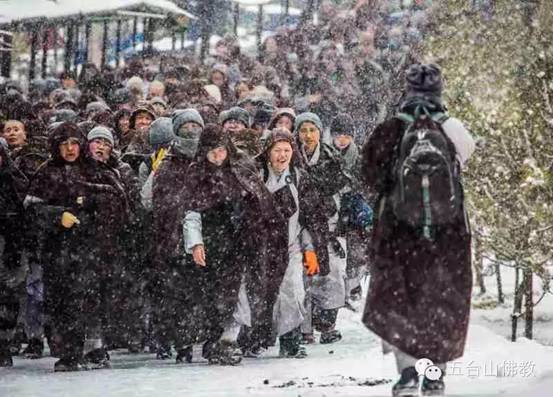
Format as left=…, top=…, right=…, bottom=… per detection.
left=304, top=250, right=319, bottom=276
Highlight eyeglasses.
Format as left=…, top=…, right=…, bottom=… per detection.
left=299, top=127, right=319, bottom=135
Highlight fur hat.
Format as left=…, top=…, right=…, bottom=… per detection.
left=219, top=106, right=250, bottom=128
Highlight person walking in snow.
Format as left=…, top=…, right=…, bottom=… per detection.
left=360, top=63, right=475, bottom=396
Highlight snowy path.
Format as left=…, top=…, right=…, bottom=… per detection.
left=2, top=308, right=553, bottom=397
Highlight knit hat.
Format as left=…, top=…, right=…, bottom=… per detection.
left=330, top=113, right=355, bottom=137
left=262, top=128, right=295, bottom=153
left=86, top=101, right=111, bottom=118
left=150, top=96, right=167, bottom=109
left=149, top=117, right=175, bottom=146
left=197, top=123, right=229, bottom=158
left=268, top=108, right=296, bottom=130
left=87, top=126, right=114, bottom=146
left=219, top=106, right=250, bottom=128
left=294, top=112, right=323, bottom=134
left=49, top=109, right=78, bottom=124
left=172, top=108, right=205, bottom=132
left=211, top=63, right=228, bottom=77
left=232, top=128, right=262, bottom=157
left=203, top=84, right=222, bottom=103
left=405, top=63, right=443, bottom=100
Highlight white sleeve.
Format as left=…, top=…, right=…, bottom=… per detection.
left=442, top=117, right=476, bottom=167
left=183, top=211, right=203, bottom=254
left=140, top=172, right=154, bottom=211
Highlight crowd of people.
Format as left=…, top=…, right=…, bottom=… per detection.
left=1, top=1, right=476, bottom=396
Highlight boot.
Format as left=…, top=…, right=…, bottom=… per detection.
left=175, top=346, right=193, bottom=364
left=392, top=366, right=419, bottom=397
left=54, top=356, right=86, bottom=372
left=320, top=329, right=342, bottom=344
left=83, top=348, right=111, bottom=370
left=207, top=340, right=242, bottom=366
left=0, top=343, right=13, bottom=367
left=156, top=344, right=173, bottom=360
left=127, top=341, right=142, bottom=354
left=300, top=333, right=316, bottom=345
left=422, top=373, right=445, bottom=396
left=279, top=329, right=307, bottom=359
left=23, top=338, right=44, bottom=359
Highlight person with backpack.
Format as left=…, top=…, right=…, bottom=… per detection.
left=360, top=63, right=475, bottom=397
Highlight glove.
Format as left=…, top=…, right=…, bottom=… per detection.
left=61, top=211, right=80, bottom=229
left=304, top=250, right=319, bottom=276
left=151, top=148, right=168, bottom=172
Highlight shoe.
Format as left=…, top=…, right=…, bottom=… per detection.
left=83, top=348, right=111, bottom=370
left=127, top=341, right=142, bottom=354
left=350, top=285, right=362, bottom=301
left=279, top=345, right=307, bottom=359
left=207, top=340, right=242, bottom=366
left=0, top=346, right=13, bottom=367
left=320, top=329, right=342, bottom=344
left=300, top=333, right=316, bottom=345
left=156, top=345, right=173, bottom=360
left=54, top=357, right=87, bottom=372
left=23, top=338, right=44, bottom=359
left=422, top=376, right=445, bottom=396
left=392, top=367, right=419, bottom=397
left=175, top=346, right=193, bottom=364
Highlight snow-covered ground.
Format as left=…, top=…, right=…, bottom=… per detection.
left=2, top=304, right=553, bottom=397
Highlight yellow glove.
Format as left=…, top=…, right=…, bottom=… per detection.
left=304, top=250, right=320, bottom=276
left=151, top=148, right=167, bottom=172
left=61, top=211, right=80, bottom=229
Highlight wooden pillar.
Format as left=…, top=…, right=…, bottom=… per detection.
left=132, top=17, right=138, bottom=50
left=116, top=19, right=122, bottom=67
left=256, top=5, right=263, bottom=58
left=29, top=28, right=38, bottom=80
left=180, top=29, right=185, bottom=50
left=64, top=22, right=75, bottom=72
left=0, top=29, right=12, bottom=78
left=101, top=20, right=108, bottom=69
left=233, top=3, right=240, bottom=36
left=73, top=24, right=80, bottom=71
left=172, top=30, right=176, bottom=51
left=84, top=21, right=91, bottom=63
left=146, top=18, right=154, bottom=54
left=41, top=24, right=48, bottom=78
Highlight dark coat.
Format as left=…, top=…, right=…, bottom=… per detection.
left=360, top=117, right=472, bottom=363
left=10, top=139, right=49, bottom=179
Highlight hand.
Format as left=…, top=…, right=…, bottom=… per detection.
left=61, top=211, right=80, bottom=229
left=304, top=250, right=319, bottom=276
left=192, top=244, right=206, bottom=267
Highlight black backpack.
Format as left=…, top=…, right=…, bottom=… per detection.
left=389, top=107, right=463, bottom=239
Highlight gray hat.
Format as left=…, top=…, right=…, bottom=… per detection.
left=87, top=126, right=114, bottom=146
left=330, top=113, right=354, bottom=137
left=219, top=106, right=250, bottom=128
left=149, top=117, right=175, bottom=146
left=150, top=96, right=167, bottom=108
left=50, top=109, right=78, bottom=124
left=294, top=112, right=323, bottom=134
left=172, top=108, right=205, bottom=132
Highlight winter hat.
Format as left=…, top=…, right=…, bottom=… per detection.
left=48, top=122, right=85, bottom=158
left=54, top=97, right=78, bottom=111
left=129, top=103, right=156, bottom=129
left=203, top=84, right=222, bottom=103
left=172, top=108, right=205, bottom=132
left=330, top=113, right=355, bottom=137
left=150, top=97, right=167, bottom=109
left=126, top=76, right=145, bottom=95
left=268, top=108, right=296, bottom=130
left=86, top=101, right=111, bottom=118
left=262, top=128, right=295, bottom=153
left=87, top=126, right=114, bottom=146
left=211, top=63, right=228, bottom=78
left=49, top=109, right=78, bottom=124
left=405, top=63, right=443, bottom=100
left=198, top=123, right=229, bottom=157
left=294, top=112, right=323, bottom=134
left=232, top=128, right=262, bottom=157
left=148, top=117, right=175, bottom=146
left=253, top=105, right=274, bottom=127
left=219, top=106, right=250, bottom=128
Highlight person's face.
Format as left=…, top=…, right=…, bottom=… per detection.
left=236, top=82, right=250, bottom=100
left=118, top=115, right=130, bottom=135
left=207, top=146, right=228, bottom=166
left=62, top=78, right=76, bottom=89
left=59, top=138, right=81, bottom=162
left=211, top=71, right=226, bottom=88
left=265, top=38, right=278, bottom=55
left=135, top=112, right=153, bottom=132
left=177, top=122, right=203, bottom=139
left=88, top=138, right=112, bottom=162
left=334, top=134, right=353, bottom=150
left=216, top=43, right=229, bottom=59
left=275, top=115, right=293, bottom=132
left=149, top=84, right=165, bottom=98
left=269, top=141, right=293, bottom=174
left=298, top=122, right=320, bottom=153
left=2, top=120, right=27, bottom=148
left=223, top=119, right=246, bottom=134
